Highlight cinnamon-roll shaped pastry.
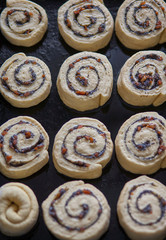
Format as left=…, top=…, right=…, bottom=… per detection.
left=0, top=53, right=52, bottom=108
left=58, top=0, right=114, bottom=51
left=115, top=112, right=166, bottom=174
left=0, top=182, right=39, bottom=237
left=0, top=116, right=49, bottom=179
left=117, top=176, right=166, bottom=240
left=117, top=51, right=166, bottom=107
left=57, top=51, right=113, bottom=111
left=52, top=118, right=113, bottom=179
left=0, top=0, right=48, bottom=47
left=42, top=181, right=110, bottom=240
left=115, top=0, right=166, bottom=49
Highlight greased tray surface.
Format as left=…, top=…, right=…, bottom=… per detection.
left=0, top=0, right=166, bottom=239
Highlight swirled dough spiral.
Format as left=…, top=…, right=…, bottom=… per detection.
left=0, top=0, right=48, bottom=47
left=115, top=0, right=166, bottom=50
left=0, top=182, right=39, bottom=237
left=42, top=180, right=110, bottom=240
left=117, top=176, right=166, bottom=240
left=0, top=53, right=52, bottom=108
left=115, top=112, right=166, bottom=174
left=58, top=0, right=114, bottom=51
left=57, top=51, right=113, bottom=111
left=117, top=51, right=166, bottom=107
left=0, top=116, right=49, bottom=179
left=52, top=117, right=113, bottom=179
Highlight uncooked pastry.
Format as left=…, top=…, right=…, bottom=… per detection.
left=0, top=182, right=39, bottom=236
left=117, top=50, right=166, bottom=107
left=0, top=53, right=52, bottom=108
left=0, top=116, right=49, bottom=179
left=42, top=180, right=110, bottom=240
left=57, top=51, right=113, bottom=111
left=115, top=112, right=166, bottom=174
left=117, top=175, right=166, bottom=240
left=52, top=117, right=113, bottom=179
left=0, top=0, right=48, bottom=47
left=58, top=0, right=114, bottom=51
left=115, top=0, right=166, bottom=49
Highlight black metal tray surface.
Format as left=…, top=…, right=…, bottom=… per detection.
left=0, top=0, right=166, bottom=239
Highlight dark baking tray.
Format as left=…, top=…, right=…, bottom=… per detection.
left=0, top=0, right=166, bottom=239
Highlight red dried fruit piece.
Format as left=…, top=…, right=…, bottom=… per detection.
left=62, top=147, right=67, bottom=155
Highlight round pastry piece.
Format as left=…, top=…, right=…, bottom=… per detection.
left=58, top=0, right=114, bottom=51
left=42, top=180, right=110, bottom=240
left=115, top=0, right=166, bottom=50
left=0, top=0, right=48, bottom=47
left=0, top=182, right=39, bottom=237
left=0, top=116, right=49, bottom=179
left=117, top=51, right=166, bottom=107
left=52, top=117, right=113, bottom=179
left=115, top=112, right=166, bottom=174
left=0, top=53, right=52, bottom=108
left=57, top=51, right=113, bottom=111
left=117, top=176, right=166, bottom=240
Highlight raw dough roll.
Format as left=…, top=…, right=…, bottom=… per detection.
left=58, top=0, right=114, bottom=51
left=115, top=112, right=166, bottom=174
left=57, top=51, right=113, bottom=111
left=0, top=53, right=52, bottom=108
left=0, top=0, right=48, bottom=47
left=117, top=176, right=166, bottom=240
left=52, top=117, right=113, bottom=179
left=117, top=51, right=166, bottom=107
left=0, top=116, right=49, bottom=179
left=115, top=0, right=166, bottom=50
left=0, top=182, right=39, bottom=237
left=42, top=180, right=110, bottom=240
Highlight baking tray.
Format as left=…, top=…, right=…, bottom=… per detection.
left=0, top=0, right=166, bottom=239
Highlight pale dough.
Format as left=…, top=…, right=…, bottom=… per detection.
left=58, top=0, right=114, bottom=51
left=42, top=180, right=110, bottom=240
left=115, top=112, right=166, bottom=174
left=117, top=50, right=166, bottom=107
left=0, top=182, right=39, bottom=236
left=0, top=116, right=49, bottom=179
left=117, top=176, right=166, bottom=240
left=0, top=0, right=48, bottom=47
left=52, top=117, right=113, bottom=179
left=0, top=53, right=52, bottom=108
left=115, top=0, right=166, bottom=50
left=57, top=51, right=113, bottom=111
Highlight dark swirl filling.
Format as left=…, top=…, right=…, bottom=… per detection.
left=125, top=0, right=165, bottom=35
left=130, top=54, right=165, bottom=90
left=124, top=116, right=166, bottom=160
left=1, top=59, right=46, bottom=97
left=5, top=7, right=42, bottom=35
left=64, top=0, right=106, bottom=38
left=49, top=187, right=102, bottom=232
left=0, top=120, right=44, bottom=167
left=66, top=56, right=105, bottom=96
left=61, top=124, right=107, bottom=167
left=127, top=183, right=166, bottom=226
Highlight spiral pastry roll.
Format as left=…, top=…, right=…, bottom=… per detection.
left=0, top=53, right=52, bottom=108
left=52, top=117, right=113, bottom=179
left=57, top=52, right=113, bottom=111
left=117, top=176, right=166, bottom=240
left=0, top=182, right=39, bottom=237
left=0, top=116, right=49, bottom=179
left=0, top=0, right=48, bottom=47
left=115, top=112, right=166, bottom=174
left=58, top=0, right=114, bottom=51
left=115, top=0, right=166, bottom=50
left=42, top=180, right=110, bottom=240
left=117, top=51, right=166, bottom=107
